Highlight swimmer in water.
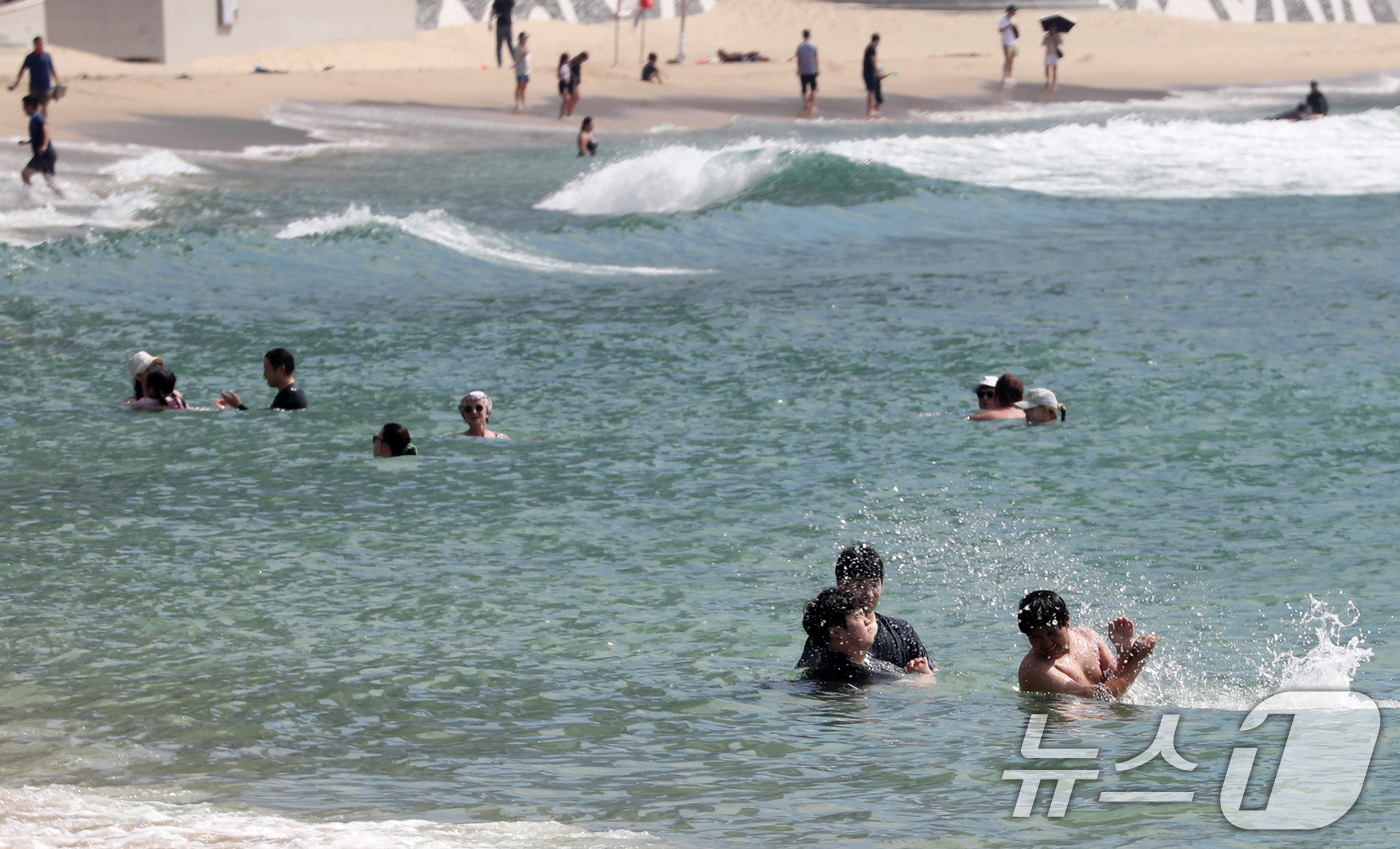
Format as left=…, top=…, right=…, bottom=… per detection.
left=373, top=423, right=417, bottom=457
left=801, top=586, right=934, bottom=685
left=455, top=391, right=509, bottom=439
left=795, top=543, right=931, bottom=674
left=973, top=374, right=999, bottom=411
left=217, top=348, right=309, bottom=411
left=577, top=116, right=597, bottom=157
left=968, top=373, right=1027, bottom=421
left=1016, top=590, right=1158, bottom=700
left=1016, top=387, right=1066, bottom=424
left=140, top=366, right=189, bottom=409
left=123, top=350, right=167, bottom=405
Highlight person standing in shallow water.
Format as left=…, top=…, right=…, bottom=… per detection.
left=455, top=391, right=509, bottom=439
left=217, top=348, right=309, bottom=411
left=795, top=543, right=930, bottom=674
left=577, top=117, right=597, bottom=157
left=19, top=95, right=61, bottom=197
left=794, top=29, right=819, bottom=116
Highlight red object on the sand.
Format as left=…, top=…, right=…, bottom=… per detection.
left=640, top=0, right=655, bottom=7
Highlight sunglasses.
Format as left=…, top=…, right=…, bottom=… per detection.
left=461, top=404, right=486, bottom=413
left=976, top=389, right=995, bottom=397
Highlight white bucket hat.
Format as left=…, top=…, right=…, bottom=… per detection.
left=127, top=350, right=163, bottom=378
left=1015, top=387, right=1059, bottom=409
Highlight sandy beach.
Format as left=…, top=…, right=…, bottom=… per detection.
left=13, top=0, right=1400, bottom=145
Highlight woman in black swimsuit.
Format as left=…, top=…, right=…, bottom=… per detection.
left=577, top=116, right=597, bottom=157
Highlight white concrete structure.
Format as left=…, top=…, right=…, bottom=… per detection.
left=1114, top=0, right=1394, bottom=22
left=44, top=0, right=418, bottom=64
left=0, top=0, right=47, bottom=48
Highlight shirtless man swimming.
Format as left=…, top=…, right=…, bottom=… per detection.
left=1016, top=589, right=1158, bottom=700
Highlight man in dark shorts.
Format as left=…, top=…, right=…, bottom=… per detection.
left=801, top=586, right=934, bottom=685
left=863, top=34, right=887, bottom=119
left=9, top=36, right=58, bottom=107
left=795, top=543, right=931, bottom=673
left=794, top=30, right=819, bottom=116
left=489, top=0, right=514, bottom=68
left=218, top=348, right=309, bottom=411
left=19, top=95, right=61, bottom=196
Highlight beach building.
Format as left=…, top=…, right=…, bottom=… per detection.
left=6, top=0, right=416, bottom=64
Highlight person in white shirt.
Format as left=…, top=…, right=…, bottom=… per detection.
left=512, top=32, right=531, bottom=113
left=794, top=30, right=820, bottom=116
left=998, top=6, right=1018, bottom=86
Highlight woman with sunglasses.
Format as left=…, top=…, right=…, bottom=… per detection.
left=456, top=391, right=509, bottom=439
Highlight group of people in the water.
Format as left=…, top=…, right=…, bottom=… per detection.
left=1271, top=80, right=1329, bottom=121
left=967, top=372, right=1065, bottom=423
left=122, top=348, right=508, bottom=456
left=800, top=543, right=1159, bottom=699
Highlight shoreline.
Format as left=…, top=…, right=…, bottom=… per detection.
left=11, top=2, right=1400, bottom=148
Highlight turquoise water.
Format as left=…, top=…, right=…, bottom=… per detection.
left=3, top=86, right=1400, bottom=846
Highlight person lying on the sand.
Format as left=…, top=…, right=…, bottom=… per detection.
left=717, top=50, right=770, bottom=63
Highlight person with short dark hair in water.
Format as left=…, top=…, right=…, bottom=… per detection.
left=1016, top=590, right=1158, bottom=700
left=969, top=373, right=1026, bottom=421
left=1306, top=80, right=1328, bottom=117
left=373, top=423, right=417, bottom=457
left=801, top=586, right=934, bottom=685
left=577, top=117, right=597, bottom=157
left=19, top=95, right=61, bottom=197
left=217, top=348, right=308, bottom=411
left=796, top=543, right=931, bottom=674
left=642, top=52, right=663, bottom=83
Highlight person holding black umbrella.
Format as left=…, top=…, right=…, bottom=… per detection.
left=1039, top=13, right=1075, bottom=91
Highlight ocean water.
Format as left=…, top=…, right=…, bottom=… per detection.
left=3, top=75, right=1400, bottom=847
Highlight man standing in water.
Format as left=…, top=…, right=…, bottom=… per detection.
left=218, top=348, right=309, bottom=411
left=1016, top=590, right=1158, bottom=700
left=9, top=37, right=59, bottom=108
left=18, top=95, right=61, bottom=196
left=794, top=30, right=819, bottom=117
left=489, top=0, right=515, bottom=69
left=1306, top=80, right=1328, bottom=117
left=796, top=543, right=930, bottom=673
left=998, top=6, right=1018, bottom=86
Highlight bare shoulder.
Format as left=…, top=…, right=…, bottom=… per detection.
left=1018, top=649, right=1051, bottom=686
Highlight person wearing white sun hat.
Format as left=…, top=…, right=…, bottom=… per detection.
left=122, top=350, right=180, bottom=406
left=1016, top=387, right=1066, bottom=424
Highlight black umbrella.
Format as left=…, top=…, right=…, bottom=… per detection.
left=1040, top=13, right=1077, bottom=32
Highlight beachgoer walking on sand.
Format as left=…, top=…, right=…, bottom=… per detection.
left=511, top=32, right=531, bottom=113
left=795, top=30, right=819, bottom=116
left=998, top=6, right=1018, bottom=85
left=1042, top=27, right=1063, bottom=90
left=577, top=117, right=598, bottom=157
left=488, top=0, right=515, bottom=68
left=568, top=52, right=589, bottom=116
left=862, top=34, right=888, bottom=119
left=557, top=53, right=573, bottom=118
left=19, top=95, right=61, bottom=197
left=9, top=37, right=58, bottom=109
left=1307, top=80, right=1328, bottom=116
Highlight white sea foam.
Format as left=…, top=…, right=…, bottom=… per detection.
left=0, top=785, right=654, bottom=849
left=536, top=141, right=784, bottom=216
left=1130, top=596, right=1376, bottom=711
left=536, top=109, right=1400, bottom=213
left=97, top=150, right=204, bottom=183
left=277, top=204, right=705, bottom=275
